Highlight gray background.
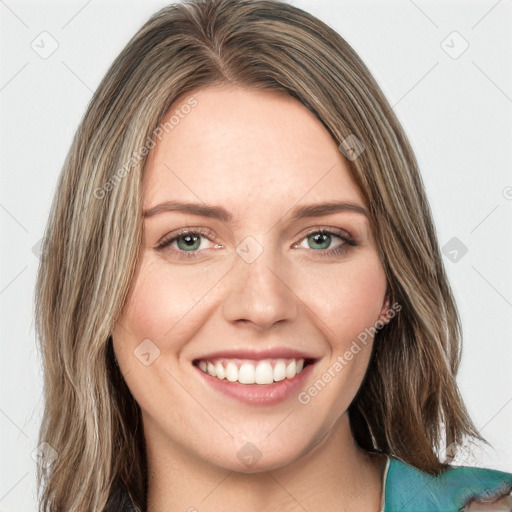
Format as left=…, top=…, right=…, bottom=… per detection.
left=1, top=0, right=511, bottom=509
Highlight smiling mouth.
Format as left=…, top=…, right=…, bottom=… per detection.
left=193, top=357, right=316, bottom=385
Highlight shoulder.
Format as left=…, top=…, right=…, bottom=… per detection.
left=383, top=456, right=512, bottom=512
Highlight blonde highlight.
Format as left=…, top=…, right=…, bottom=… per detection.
left=35, top=1, right=485, bottom=510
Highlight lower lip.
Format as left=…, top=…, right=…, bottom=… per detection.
left=194, top=363, right=315, bottom=406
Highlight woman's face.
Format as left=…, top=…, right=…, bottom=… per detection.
left=113, top=85, right=389, bottom=472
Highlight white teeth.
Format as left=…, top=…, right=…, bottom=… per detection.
left=197, top=358, right=307, bottom=384
left=238, top=363, right=255, bottom=384
left=255, top=361, right=274, bottom=384
left=273, top=360, right=286, bottom=382
left=226, top=361, right=238, bottom=382
left=215, top=362, right=226, bottom=380
left=286, top=360, right=296, bottom=379
left=207, top=361, right=216, bottom=377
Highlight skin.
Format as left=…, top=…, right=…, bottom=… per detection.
left=113, top=85, right=390, bottom=511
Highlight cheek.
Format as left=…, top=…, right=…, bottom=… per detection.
left=116, top=249, right=387, bottom=359
left=116, top=255, right=222, bottom=344
left=301, top=254, right=387, bottom=345
left=112, top=254, right=234, bottom=387
left=111, top=255, right=216, bottom=421
left=293, top=254, right=387, bottom=411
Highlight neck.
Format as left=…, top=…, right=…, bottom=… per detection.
left=144, top=413, right=387, bottom=512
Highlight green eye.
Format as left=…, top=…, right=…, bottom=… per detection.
left=155, top=229, right=216, bottom=258
left=295, top=228, right=355, bottom=258
left=307, top=232, right=332, bottom=250
left=156, top=227, right=355, bottom=261
left=176, top=233, right=202, bottom=251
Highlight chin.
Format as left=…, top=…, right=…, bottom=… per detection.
left=202, top=433, right=317, bottom=474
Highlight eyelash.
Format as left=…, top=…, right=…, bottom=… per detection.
left=154, top=226, right=356, bottom=260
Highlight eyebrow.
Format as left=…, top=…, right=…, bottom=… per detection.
left=143, top=200, right=369, bottom=222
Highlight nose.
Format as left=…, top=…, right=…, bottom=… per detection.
left=222, top=240, right=298, bottom=330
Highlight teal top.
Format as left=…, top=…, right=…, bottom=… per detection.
left=382, top=456, right=512, bottom=511
left=113, top=455, right=512, bottom=511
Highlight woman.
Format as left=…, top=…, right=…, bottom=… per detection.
left=34, top=0, right=512, bottom=510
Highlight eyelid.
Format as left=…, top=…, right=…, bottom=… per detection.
left=154, top=225, right=356, bottom=259
left=155, top=226, right=219, bottom=249
left=296, top=225, right=355, bottom=245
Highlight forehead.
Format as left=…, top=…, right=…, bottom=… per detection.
left=143, top=85, right=365, bottom=216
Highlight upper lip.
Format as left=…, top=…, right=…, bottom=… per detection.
left=193, top=348, right=320, bottom=362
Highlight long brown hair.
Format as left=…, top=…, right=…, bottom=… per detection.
left=35, top=0, right=484, bottom=510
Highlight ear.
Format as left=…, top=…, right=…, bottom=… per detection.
left=378, top=291, right=391, bottom=324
